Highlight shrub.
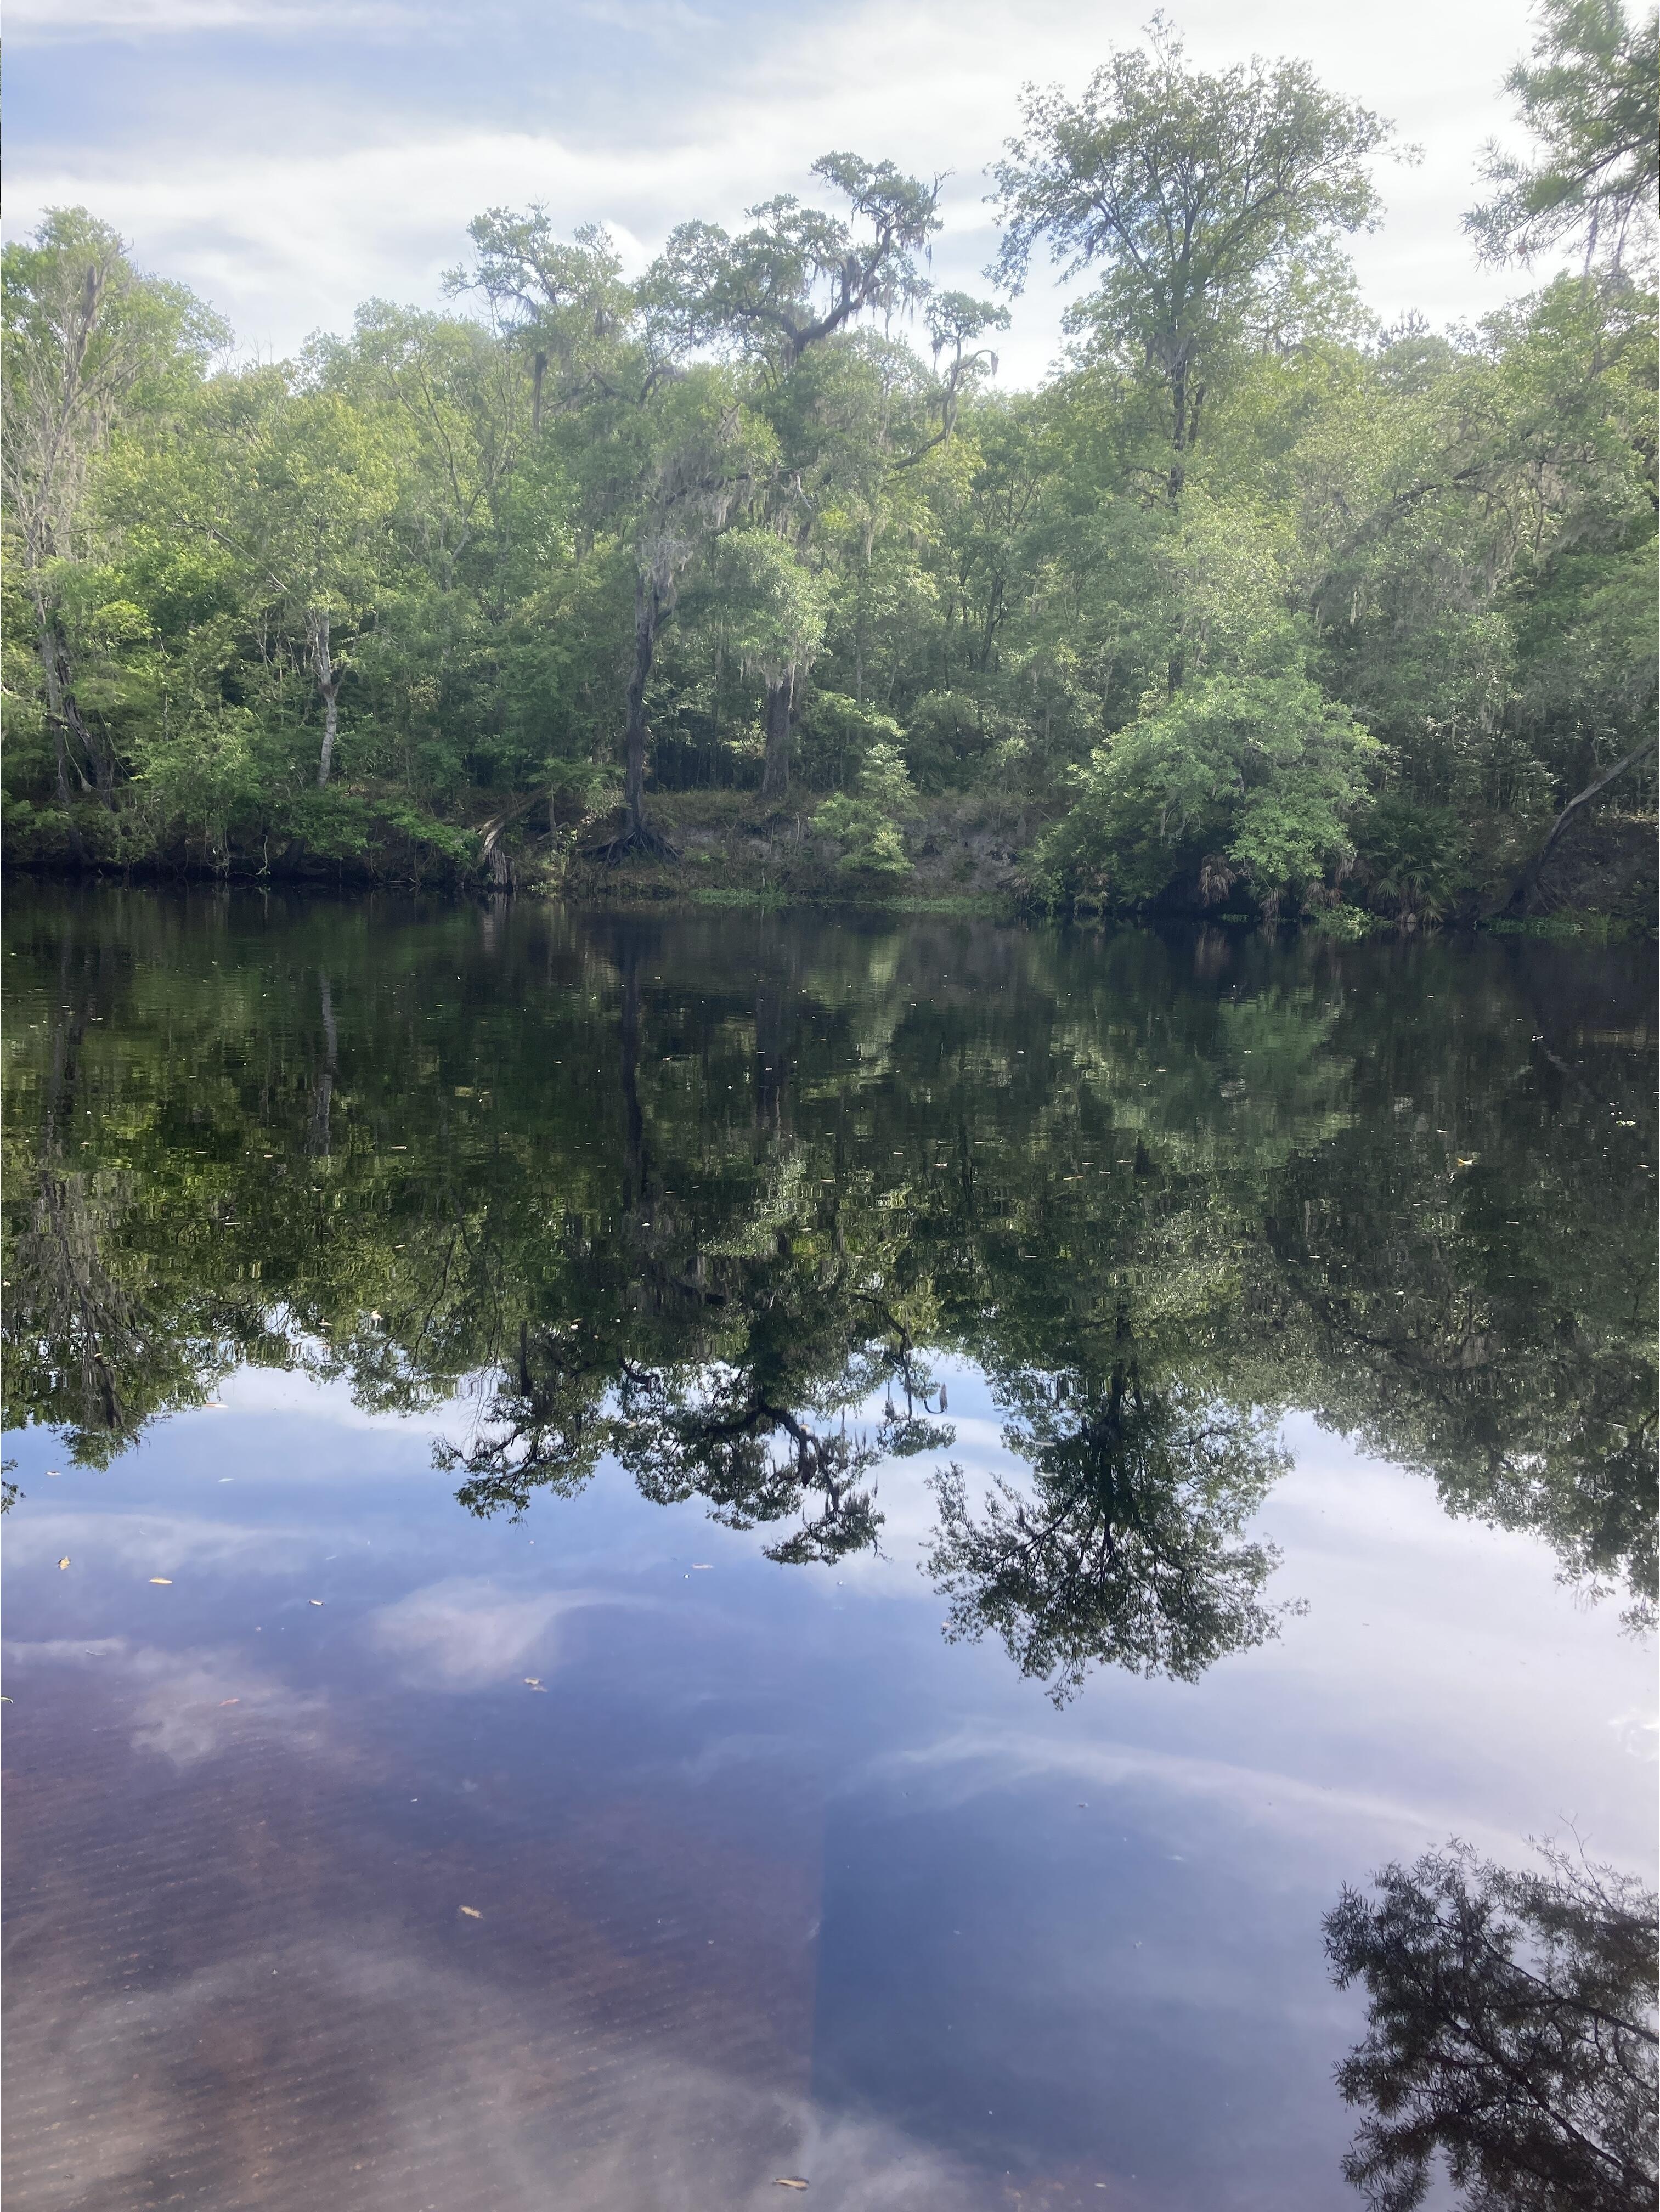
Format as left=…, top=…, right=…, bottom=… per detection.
left=811, top=742, right=922, bottom=873
left=1357, top=793, right=1464, bottom=916
left=1041, top=671, right=1379, bottom=911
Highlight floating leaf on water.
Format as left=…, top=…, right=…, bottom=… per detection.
left=458, top=1906, right=481, bottom=1919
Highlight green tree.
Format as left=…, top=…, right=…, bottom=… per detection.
left=1467, top=0, right=1660, bottom=271
left=992, top=20, right=1393, bottom=505
left=142, top=369, right=400, bottom=788
left=1, top=208, right=224, bottom=828
left=648, top=153, right=970, bottom=799
left=927, top=1365, right=1293, bottom=1702
left=1040, top=666, right=1379, bottom=910
left=812, top=739, right=921, bottom=872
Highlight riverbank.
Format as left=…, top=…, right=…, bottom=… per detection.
left=5, top=785, right=1652, bottom=932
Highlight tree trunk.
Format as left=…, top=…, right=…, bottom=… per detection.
left=591, top=567, right=677, bottom=861
left=759, top=672, right=794, bottom=803
left=1165, top=358, right=1193, bottom=690
left=1500, top=737, right=1656, bottom=913
left=624, top=568, right=660, bottom=835
left=619, top=949, right=645, bottom=1213
left=35, top=608, right=94, bottom=856
left=1167, top=362, right=1188, bottom=508
left=310, top=613, right=341, bottom=788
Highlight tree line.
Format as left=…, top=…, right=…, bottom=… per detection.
left=3, top=5, right=1655, bottom=916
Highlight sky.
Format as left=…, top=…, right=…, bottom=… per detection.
left=4, top=0, right=1555, bottom=385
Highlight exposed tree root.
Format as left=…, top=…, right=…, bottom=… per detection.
left=478, top=792, right=542, bottom=889
left=585, top=815, right=680, bottom=865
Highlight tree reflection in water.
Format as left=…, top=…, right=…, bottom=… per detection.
left=1325, top=1841, right=1658, bottom=2212
left=926, top=1361, right=1293, bottom=1700
left=442, top=1291, right=952, bottom=1567
left=4, top=891, right=1653, bottom=1701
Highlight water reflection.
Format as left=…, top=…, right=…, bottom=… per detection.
left=4, top=887, right=1656, bottom=2210
left=3, top=888, right=1655, bottom=1702
left=927, top=1371, right=1293, bottom=1702
left=1325, top=1842, right=1658, bottom=2210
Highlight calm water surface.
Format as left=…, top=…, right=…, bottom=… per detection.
left=3, top=888, right=1655, bottom=2212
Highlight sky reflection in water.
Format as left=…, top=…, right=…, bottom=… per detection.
left=3, top=888, right=1654, bottom=2211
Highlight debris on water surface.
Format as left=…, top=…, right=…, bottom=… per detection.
left=459, top=1906, right=481, bottom=1920
left=219, top=1698, right=240, bottom=1707
left=691, top=1563, right=713, bottom=1570
left=149, top=1578, right=172, bottom=1585
left=58, top=1558, right=70, bottom=1570
left=308, top=1599, right=325, bottom=1607
left=773, top=2180, right=809, bottom=2191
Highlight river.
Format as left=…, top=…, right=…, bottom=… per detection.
left=3, top=886, right=1653, bottom=2210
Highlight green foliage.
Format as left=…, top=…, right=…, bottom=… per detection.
left=992, top=19, right=1390, bottom=494
left=928, top=1379, right=1292, bottom=1702
left=812, top=741, right=922, bottom=872
left=1466, top=0, right=1659, bottom=270
left=1041, top=670, right=1379, bottom=910
left=792, top=690, right=906, bottom=790
left=2, top=12, right=1653, bottom=904
left=1356, top=793, right=1465, bottom=916
left=1305, top=900, right=1384, bottom=940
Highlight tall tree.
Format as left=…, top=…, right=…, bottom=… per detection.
left=159, top=373, right=400, bottom=787
left=648, top=154, right=950, bottom=799
left=605, top=371, right=769, bottom=854
left=991, top=22, right=1393, bottom=506
left=1, top=208, right=224, bottom=820
left=926, top=1362, right=1292, bottom=1701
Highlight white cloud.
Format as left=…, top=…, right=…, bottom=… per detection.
left=2, top=1635, right=331, bottom=1768
left=1, top=1507, right=307, bottom=1575
left=7, top=1928, right=988, bottom=2212
left=2, top=0, right=1554, bottom=376
left=365, top=1575, right=633, bottom=1688
left=7, top=0, right=422, bottom=40
left=873, top=1721, right=1532, bottom=1861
